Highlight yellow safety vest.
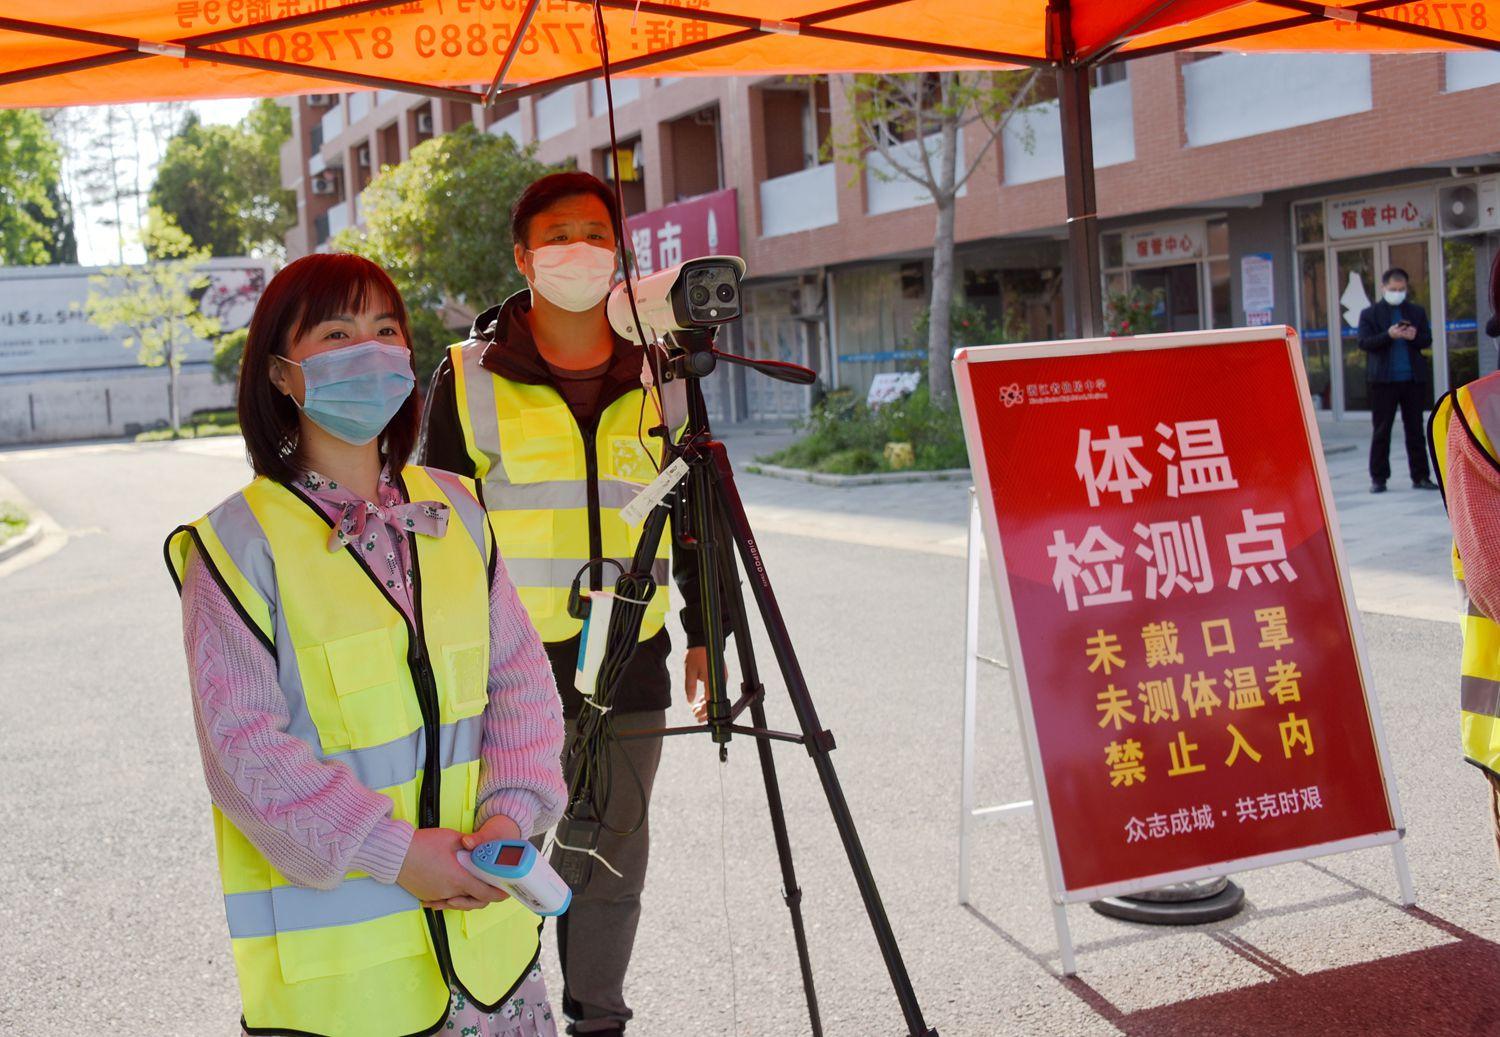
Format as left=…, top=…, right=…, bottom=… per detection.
left=165, top=466, right=539, bottom=1037
left=1433, top=376, right=1500, bottom=780
left=448, top=340, right=687, bottom=643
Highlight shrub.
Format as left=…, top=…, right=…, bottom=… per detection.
left=762, top=382, right=969, bottom=474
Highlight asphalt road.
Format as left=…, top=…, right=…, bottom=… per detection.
left=1, top=437, right=1497, bottom=1037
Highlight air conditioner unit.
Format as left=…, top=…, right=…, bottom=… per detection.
left=311, top=174, right=338, bottom=196
left=307, top=93, right=336, bottom=108
left=356, top=145, right=371, bottom=168
left=1439, top=176, right=1500, bottom=235
left=416, top=112, right=434, bottom=134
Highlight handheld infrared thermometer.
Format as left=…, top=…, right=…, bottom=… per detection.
left=456, top=840, right=572, bottom=917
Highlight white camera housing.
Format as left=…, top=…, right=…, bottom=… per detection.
left=607, top=255, right=747, bottom=343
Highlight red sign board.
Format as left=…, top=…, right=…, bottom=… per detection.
left=624, top=187, right=740, bottom=277
left=955, top=327, right=1401, bottom=900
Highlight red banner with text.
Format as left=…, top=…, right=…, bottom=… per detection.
left=957, top=330, right=1397, bottom=897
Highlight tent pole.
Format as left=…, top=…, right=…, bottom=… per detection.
left=1057, top=62, right=1102, bottom=338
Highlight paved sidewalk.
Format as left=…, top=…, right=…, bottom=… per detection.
left=717, top=414, right=1459, bottom=625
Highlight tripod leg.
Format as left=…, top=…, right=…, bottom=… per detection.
left=712, top=518, right=823, bottom=1037
left=706, top=444, right=938, bottom=1037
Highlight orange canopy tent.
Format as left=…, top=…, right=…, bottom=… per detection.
left=3, top=0, right=1494, bottom=327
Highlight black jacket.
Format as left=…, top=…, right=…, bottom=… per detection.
left=1357, top=299, right=1433, bottom=384
left=419, top=291, right=710, bottom=717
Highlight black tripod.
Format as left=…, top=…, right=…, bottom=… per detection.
left=563, top=328, right=938, bottom=1037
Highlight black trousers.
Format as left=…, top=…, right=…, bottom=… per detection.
left=1369, top=380, right=1430, bottom=484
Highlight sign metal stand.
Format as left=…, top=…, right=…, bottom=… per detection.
left=953, top=328, right=1416, bottom=978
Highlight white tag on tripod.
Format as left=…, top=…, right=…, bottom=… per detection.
left=620, top=456, right=688, bottom=526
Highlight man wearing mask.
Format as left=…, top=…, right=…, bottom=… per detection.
left=420, top=171, right=715, bottom=1037
left=1358, top=267, right=1439, bottom=494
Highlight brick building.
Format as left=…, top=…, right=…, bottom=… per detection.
left=281, top=51, right=1500, bottom=422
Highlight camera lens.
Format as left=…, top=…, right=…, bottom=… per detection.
left=715, top=282, right=736, bottom=303
left=690, top=285, right=711, bottom=307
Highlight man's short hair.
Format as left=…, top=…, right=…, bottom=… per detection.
left=1381, top=268, right=1410, bottom=285
left=511, top=171, right=621, bottom=250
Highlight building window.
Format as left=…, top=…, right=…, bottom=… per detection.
left=759, top=77, right=831, bottom=180
left=663, top=105, right=722, bottom=201
left=1294, top=202, right=1324, bottom=247
left=594, top=137, right=645, bottom=216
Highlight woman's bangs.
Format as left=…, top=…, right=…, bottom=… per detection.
left=290, top=267, right=399, bottom=342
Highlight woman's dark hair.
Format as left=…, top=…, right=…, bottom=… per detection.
left=510, top=171, right=621, bottom=250
left=1488, top=252, right=1500, bottom=338
left=238, top=253, right=419, bottom=484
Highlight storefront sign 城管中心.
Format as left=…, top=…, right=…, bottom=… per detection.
left=1124, top=221, right=1207, bottom=267
left=953, top=328, right=1402, bottom=901
left=1326, top=187, right=1434, bottom=241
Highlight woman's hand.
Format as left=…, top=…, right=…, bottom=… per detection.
left=462, top=813, right=523, bottom=851
left=397, top=827, right=510, bottom=911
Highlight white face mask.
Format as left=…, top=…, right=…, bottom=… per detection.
left=1384, top=289, right=1407, bottom=306
left=526, top=242, right=617, bottom=312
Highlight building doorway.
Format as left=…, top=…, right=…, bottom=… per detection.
left=1330, top=235, right=1440, bottom=413
left=1132, top=263, right=1202, bottom=332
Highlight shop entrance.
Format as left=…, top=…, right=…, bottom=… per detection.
left=1132, top=263, right=1202, bottom=332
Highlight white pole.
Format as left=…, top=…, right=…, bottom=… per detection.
left=959, top=489, right=982, bottom=905
left=1052, top=903, right=1077, bottom=977
left=1391, top=840, right=1416, bottom=907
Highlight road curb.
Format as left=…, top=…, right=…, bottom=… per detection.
left=0, top=521, right=41, bottom=564
left=750, top=444, right=1358, bottom=487
left=0, top=468, right=66, bottom=577
left=743, top=462, right=972, bottom=487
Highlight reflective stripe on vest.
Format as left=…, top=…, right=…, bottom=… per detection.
left=165, top=466, right=539, bottom=1036
left=1435, top=378, right=1500, bottom=780
left=450, top=339, right=682, bottom=642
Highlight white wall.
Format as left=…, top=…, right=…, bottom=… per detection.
left=488, top=110, right=524, bottom=145
left=590, top=77, right=640, bottom=115
left=865, top=132, right=967, bottom=215
left=0, top=366, right=233, bottom=445
left=1183, top=54, right=1371, bottom=147
left=1446, top=51, right=1500, bottom=92
left=760, top=164, right=839, bottom=237
left=534, top=86, right=579, bottom=141
left=320, top=101, right=346, bottom=142
left=347, top=91, right=374, bottom=123
left=1002, top=77, right=1135, bottom=185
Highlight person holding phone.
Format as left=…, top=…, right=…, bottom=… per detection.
left=1358, top=266, right=1438, bottom=494
left=166, top=253, right=566, bottom=1036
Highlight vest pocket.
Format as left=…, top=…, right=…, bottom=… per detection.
left=272, top=887, right=429, bottom=984
left=323, top=628, right=422, bottom=749
left=442, top=640, right=489, bottom=717
left=606, top=435, right=656, bottom=484
left=460, top=892, right=529, bottom=938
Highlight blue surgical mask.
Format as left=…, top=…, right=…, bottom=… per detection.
left=280, top=340, right=414, bottom=446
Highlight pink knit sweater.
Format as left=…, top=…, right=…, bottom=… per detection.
left=179, top=469, right=566, bottom=890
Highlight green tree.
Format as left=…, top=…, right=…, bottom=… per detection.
left=86, top=208, right=220, bottom=434
left=0, top=110, right=69, bottom=265
left=828, top=72, right=1041, bottom=406
left=335, top=124, right=550, bottom=378
left=150, top=100, right=295, bottom=258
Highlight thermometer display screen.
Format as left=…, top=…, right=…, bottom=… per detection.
left=498, top=844, right=526, bottom=867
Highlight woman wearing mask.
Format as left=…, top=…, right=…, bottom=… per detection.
left=165, top=253, right=566, bottom=1036
left=1431, top=252, right=1500, bottom=866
